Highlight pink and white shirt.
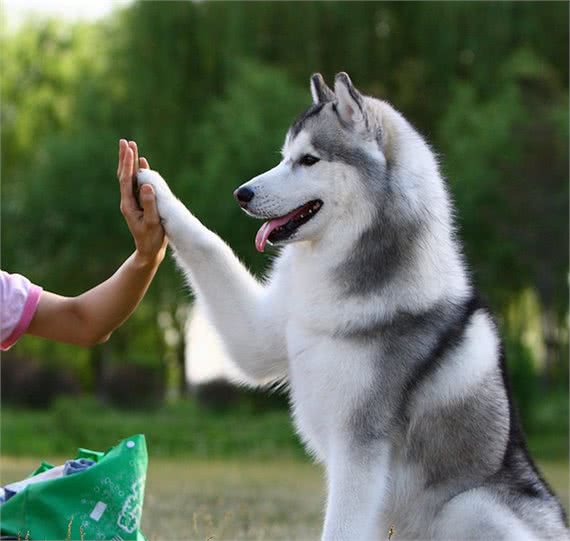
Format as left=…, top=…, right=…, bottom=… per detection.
left=1, top=271, right=43, bottom=350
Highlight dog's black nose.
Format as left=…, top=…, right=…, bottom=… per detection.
left=234, top=186, right=254, bottom=206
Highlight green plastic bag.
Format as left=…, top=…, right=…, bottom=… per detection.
left=1, top=434, right=147, bottom=540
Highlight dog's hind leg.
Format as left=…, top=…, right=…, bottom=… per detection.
left=137, top=169, right=288, bottom=385
left=429, top=488, right=542, bottom=541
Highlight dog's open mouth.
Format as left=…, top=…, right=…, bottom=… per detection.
left=255, top=200, right=323, bottom=252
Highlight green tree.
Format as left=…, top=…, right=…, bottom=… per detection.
left=2, top=1, right=567, bottom=406
left=440, top=48, right=569, bottom=383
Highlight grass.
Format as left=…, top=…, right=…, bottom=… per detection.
left=1, top=396, right=568, bottom=538
left=3, top=395, right=567, bottom=461
left=1, top=457, right=567, bottom=540
left=1, top=457, right=324, bottom=540
left=1, top=397, right=306, bottom=459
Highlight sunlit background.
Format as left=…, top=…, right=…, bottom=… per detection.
left=1, top=1, right=568, bottom=538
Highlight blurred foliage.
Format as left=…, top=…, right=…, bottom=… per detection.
left=1, top=0, right=568, bottom=439
left=440, top=48, right=569, bottom=316
left=0, top=353, right=80, bottom=408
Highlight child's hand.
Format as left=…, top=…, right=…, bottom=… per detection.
left=117, top=139, right=167, bottom=266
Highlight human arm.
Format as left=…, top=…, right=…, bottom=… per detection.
left=25, top=140, right=167, bottom=347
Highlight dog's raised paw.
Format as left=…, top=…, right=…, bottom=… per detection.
left=136, top=168, right=173, bottom=200
left=137, top=168, right=164, bottom=188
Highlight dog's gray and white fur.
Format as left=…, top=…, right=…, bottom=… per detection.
left=137, top=72, right=568, bottom=540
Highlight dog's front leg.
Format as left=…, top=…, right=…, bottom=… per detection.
left=322, top=443, right=391, bottom=541
left=137, top=169, right=288, bottom=384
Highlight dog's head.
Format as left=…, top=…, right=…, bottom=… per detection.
left=234, top=72, right=391, bottom=252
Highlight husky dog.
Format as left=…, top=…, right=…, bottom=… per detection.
left=137, top=72, right=568, bottom=540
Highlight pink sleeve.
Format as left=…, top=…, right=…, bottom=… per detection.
left=1, top=270, right=43, bottom=350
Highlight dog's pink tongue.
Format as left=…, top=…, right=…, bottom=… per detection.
left=255, top=210, right=300, bottom=252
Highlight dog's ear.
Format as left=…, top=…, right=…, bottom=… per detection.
left=310, top=73, right=335, bottom=104
left=334, top=72, right=366, bottom=129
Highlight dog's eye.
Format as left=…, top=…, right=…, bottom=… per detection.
left=299, top=154, right=320, bottom=167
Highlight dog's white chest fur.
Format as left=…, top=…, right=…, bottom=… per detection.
left=287, top=318, right=375, bottom=461
left=280, top=247, right=377, bottom=460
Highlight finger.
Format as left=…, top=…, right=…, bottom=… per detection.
left=139, top=184, right=161, bottom=225
left=117, top=139, right=127, bottom=178
left=128, top=141, right=139, bottom=178
left=139, top=157, right=150, bottom=169
left=128, top=142, right=140, bottom=205
left=117, top=139, right=123, bottom=178
left=119, top=147, right=138, bottom=214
